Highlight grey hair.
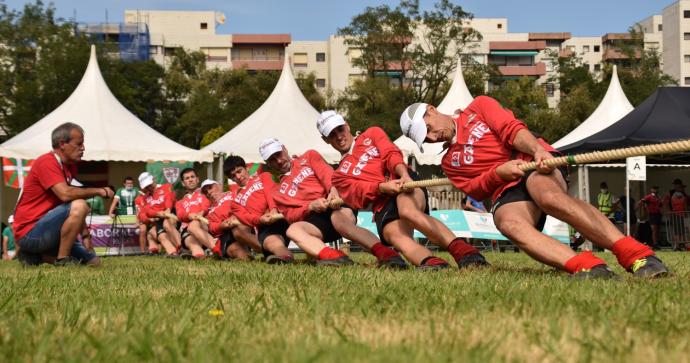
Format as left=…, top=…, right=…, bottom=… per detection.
left=51, top=122, right=84, bottom=148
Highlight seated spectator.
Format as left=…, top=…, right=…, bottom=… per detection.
left=108, top=177, right=140, bottom=217
left=2, top=215, right=16, bottom=260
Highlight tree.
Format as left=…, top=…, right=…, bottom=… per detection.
left=488, top=77, right=548, bottom=122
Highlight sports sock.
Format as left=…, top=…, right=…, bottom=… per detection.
left=420, top=256, right=449, bottom=266
left=370, top=242, right=400, bottom=261
left=447, top=238, right=479, bottom=261
left=611, top=236, right=655, bottom=271
left=563, top=251, right=607, bottom=274
left=212, top=239, right=222, bottom=256
left=318, top=247, right=345, bottom=260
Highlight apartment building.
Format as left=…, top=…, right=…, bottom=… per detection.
left=660, top=0, right=690, bottom=85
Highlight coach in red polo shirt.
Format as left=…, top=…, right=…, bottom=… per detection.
left=14, top=123, right=113, bottom=266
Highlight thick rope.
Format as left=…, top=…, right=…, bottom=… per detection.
left=402, top=139, right=690, bottom=190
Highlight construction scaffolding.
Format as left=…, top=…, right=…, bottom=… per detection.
left=76, top=22, right=150, bottom=62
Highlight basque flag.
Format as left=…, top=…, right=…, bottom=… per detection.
left=3, top=157, right=33, bottom=189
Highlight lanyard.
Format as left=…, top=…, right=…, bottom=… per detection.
left=52, top=152, right=72, bottom=184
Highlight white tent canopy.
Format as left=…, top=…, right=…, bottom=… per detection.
left=0, top=46, right=212, bottom=162
left=552, top=65, right=634, bottom=150
left=203, top=58, right=340, bottom=163
left=394, top=61, right=474, bottom=165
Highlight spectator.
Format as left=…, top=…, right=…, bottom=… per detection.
left=2, top=215, right=16, bottom=260
left=639, top=186, right=662, bottom=249
left=613, top=187, right=637, bottom=236
left=664, top=178, right=689, bottom=250
left=108, top=177, right=140, bottom=217
left=465, top=195, right=487, bottom=213
left=597, top=182, right=615, bottom=223
left=85, top=194, right=106, bottom=215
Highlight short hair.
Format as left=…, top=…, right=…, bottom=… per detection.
left=223, top=155, right=246, bottom=176
left=51, top=122, right=84, bottom=148
left=181, top=168, right=196, bottom=178
left=123, top=176, right=134, bottom=183
left=600, top=182, right=608, bottom=189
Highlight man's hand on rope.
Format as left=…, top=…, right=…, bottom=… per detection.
left=533, top=149, right=556, bottom=174
left=496, top=160, right=527, bottom=182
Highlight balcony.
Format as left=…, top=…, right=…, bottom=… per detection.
left=232, top=59, right=284, bottom=71
left=602, top=48, right=641, bottom=61
left=489, top=41, right=546, bottom=51
left=497, top=62, right=546, bottom=77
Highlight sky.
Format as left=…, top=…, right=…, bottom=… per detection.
left=3, top=0, right=673, bottom=40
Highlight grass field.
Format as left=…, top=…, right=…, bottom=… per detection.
left=0, top=251, right=688, bottom=363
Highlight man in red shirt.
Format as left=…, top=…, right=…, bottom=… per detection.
left=317, top=110, right=487, bottom=270
left=200, top=179, right=256, bottom=260
left=175, top=168, right=214, bottom=259
left=138, top=172, right=180, bottom=256
left=639, top=186, right=663, bottom=249
left=400, top=96, right=669, bottom=278
left=224, top=155, right=293, bottom=264
left=14, top=123, right=112, bottom=266
left=261, top=138, right=404, bottom=267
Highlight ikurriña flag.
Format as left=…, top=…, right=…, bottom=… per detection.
left=2, top=157, right=34, bottom=189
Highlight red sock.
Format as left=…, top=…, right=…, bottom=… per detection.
left=611, top=236, right=654, bottom=271
left=370, top=243, right=400, bottom=261
left=563, top=251, right=607, bottom=274
left=149, top=246, right=159, bottom=254
left=447, top=238, right=479, bottom=261
left=318, top=247, right=345, bottom=260
left=421, top=256, right=449, bottom=266
left=212, top=239, right=222, bottom=257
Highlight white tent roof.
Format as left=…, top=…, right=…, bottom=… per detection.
left=203, top=58, right=340, bottom=163
left=394, top=61, right=474, bottom=165
left=0, top=46, right=212, bottom=162
left=552, top=65, right=634, bottom=149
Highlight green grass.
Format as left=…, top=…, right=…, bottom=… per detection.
left=0, top=252, right=688, bottom=363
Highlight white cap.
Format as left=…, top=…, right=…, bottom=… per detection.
left=316, top=110, right=346, bottom=137
left=259, top=138, right=284, bottom=161
left=8, top=215, right=13, bottom=224
left=138, top=172, right=154, bottom=189
left=400, top=103, right=429, bottom=152
left=200, top=179, right=218, bottom=189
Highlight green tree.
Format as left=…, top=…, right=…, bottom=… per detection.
left=488, top=77, right=548, bottom=122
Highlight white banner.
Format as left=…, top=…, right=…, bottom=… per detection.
left=626, top=156, right=646, bottom=181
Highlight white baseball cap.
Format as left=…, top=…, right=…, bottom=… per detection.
left=200, top=179, right=218, bottom=189
left=316, top=110, right=346, bottom=137
left=400, top=103, right=429, bottom=152
left=138, top=172, right=154, bottom=189
left=8, top=215, right=13, bottom=224
left=259, top=138, right=284, bottom=161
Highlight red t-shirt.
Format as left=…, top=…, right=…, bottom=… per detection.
left=175, top=189, right=211, bottom=223
left=144, top=184, right=175, bottom=218
left=273, top=150, right=334, bottom=223
left=642, top=193, right=662, bottom=214
left=135, top=194, right=153, bottom=224
left=332, top=127, right=405, bottom=213
left=207, top=192, right=235, bottom=237
left=13, top=152, right=77, bottom=240
left=231, top=172, right=278, bottom=228
left=441, top=96, right=556, bottom=202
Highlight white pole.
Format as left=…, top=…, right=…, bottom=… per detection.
left=626, top=173, right=630, bottom=236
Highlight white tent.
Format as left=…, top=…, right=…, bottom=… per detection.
left=552, top=65, right=633, bottom=150
left=0, top=45, right=212, bottom=162
left=203, top=58, right=341, bottom=163
left=394, top=61, right=474, bottom=165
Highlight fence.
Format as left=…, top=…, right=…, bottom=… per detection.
left=665, top=211, right=690, bottom=250
left=427, top=191, right=465, bottom=211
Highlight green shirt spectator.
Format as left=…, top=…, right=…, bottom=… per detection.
left=112, top=187, right=140, bottom=216
left=2, top=216, right=15, bottom=259
left=86, top=195, right=106, bottom=215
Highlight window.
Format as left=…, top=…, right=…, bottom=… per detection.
left=200, top=22, right=208, bottom=30
left=685, top=33, right=690, bottom=40
left=685, top=77, right=690, bottom=85
left=684, top=10, right=690, bottom=18
left=594, top=45, right=601, bottom=52
left=497, top=23, right=503, bottom=29
left=149, top=46, right=158, bottom=54
left=545, top=83, right=555, bottom=97
left=685, top=55, right=690, bottom=63
left=658, top=24, right=663, bottom=31
left=583, top=45, right=590, bottom=53
left=293, top=52, right=308, bottom=67
left=566, top=45, right=575, bottom=51
left=594, top=64, right=601, bottom=71
left=316, top=52, right=326, bottom=62
left=316, top=78, right=326, bottom=88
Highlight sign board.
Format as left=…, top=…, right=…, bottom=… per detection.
left=626, top=156, right=646, bottom=181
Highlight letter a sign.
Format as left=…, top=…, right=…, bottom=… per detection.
left=626, top=156, right=646, bottom=181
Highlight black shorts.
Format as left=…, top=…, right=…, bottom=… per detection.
left=648, top=213, right=662, bottom=226
left=490, top=166, right=568, bottom=231
left=219, top=230, right=237, bottom=258
left=156, top=219, right=165, bottom=236
left=179, top=227, right=192, bottom=248
left=373, top=171, right=428, bottom=245
left=303, top=206, right=357, bottom=243
left=258, top=219, right=290, bottom=246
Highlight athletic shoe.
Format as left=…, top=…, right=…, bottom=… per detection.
left=54, top=256, right=81, bottom=267
left=417, top=256, right=450, bottom=271
left=165, top=253, right=181, bottom=259
left=266, top=255, right=294, bottom=265
left=179, top=248, right=194, bottom=260
left=456, top=253, right=491, bottom=269
left=631, top=255, right=670, bottom=278
left=377, top=255, right=408, bottom=269
left=571, top=264, right=619, bottom=280
left=315, top=255, right=354, bottom=266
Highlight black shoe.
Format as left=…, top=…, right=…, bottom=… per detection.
left=17, top=250, right=43, bottom=266
left=571, top=264, right=619, bottom=280
left=54, top=256, right=81, bottom=267
left=631, top=255, right=670, bottom=278
left=266, top=255, right=294, bottom=265
left=178, top=249, right=194, bottom=260
left=315, top=256, right=354, bottom=266
left=165, top=253, right=181, bottom=259
left=377, top=255, right=408, bottom=269
left=456, top=253, right=491, bottom=269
